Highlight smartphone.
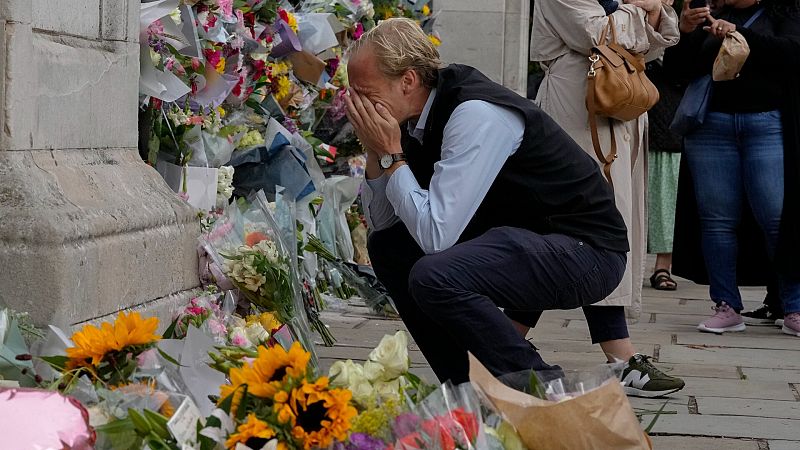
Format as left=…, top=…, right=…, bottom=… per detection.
left=689, top=0, right=709, bottom=8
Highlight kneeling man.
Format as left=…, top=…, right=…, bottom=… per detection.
left=345, top=18, right=628, bottom=383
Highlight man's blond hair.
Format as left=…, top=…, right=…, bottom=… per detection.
left=348, top=18, right=442, bottom=88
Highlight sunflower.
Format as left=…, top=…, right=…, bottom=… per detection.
left=225, top=413, right=276, bottom=449
left=66, top=311, right=160, bottom=367
left=218, top=343, right=310, bottom=414
left=274, top=377, right=357, bottom=450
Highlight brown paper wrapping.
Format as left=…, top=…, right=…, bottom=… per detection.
left=469, top=354, right=652, bottom=450
left=288, top=50, right=327, bottom=85
left=713, top=31, right=751, bottom=81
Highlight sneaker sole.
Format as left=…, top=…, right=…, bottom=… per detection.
left=697, top=323, right=746, bottom=334
left=782, top=325, right=800, bottom=337
left=776, top=319, right=785, bottom=328
left=743, top=317, right=779, bottom=326
left=624, top=385, right=684, bottom=398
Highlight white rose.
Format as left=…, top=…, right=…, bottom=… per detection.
left=349, top=373, right=375, bottom=407
left=328, top=359, right=364, bottom=387
left=373, top=378, right=401, bottom=402
left=245, top=323, right=269, bottom=344
left=363, top=360, right=385, bottom=382
left=367, top=331, right=409, bottom=380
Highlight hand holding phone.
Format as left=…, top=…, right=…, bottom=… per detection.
left=681, top=0, right=712, bottom=34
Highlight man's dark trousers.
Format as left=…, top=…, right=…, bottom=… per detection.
left=368, top=222, right=627, bottom=384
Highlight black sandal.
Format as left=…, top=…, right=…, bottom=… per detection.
left=650, top=269, right=678, bottom=291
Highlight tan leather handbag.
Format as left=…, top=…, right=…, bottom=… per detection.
left=586, top=16, right=659, bottom=187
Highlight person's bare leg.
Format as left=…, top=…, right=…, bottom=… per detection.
left=599, top=338, right=636, bottom=362
left=652, top=253, right=677, bottom=289
left=654, top=253, right=673, bottom=272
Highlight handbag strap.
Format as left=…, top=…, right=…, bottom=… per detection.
left=599, top=15, right=618, bottom=46
left=587, top=74, right=617, bottom=189
left=743, top=8, right=764, bottom=29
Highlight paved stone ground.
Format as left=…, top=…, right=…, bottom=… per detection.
left=316, top=265, right=800, bottom=449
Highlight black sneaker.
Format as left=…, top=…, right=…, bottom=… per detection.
left=742, top=305, right=784, bottom=326
left=621, top=354, right=685, bottom=398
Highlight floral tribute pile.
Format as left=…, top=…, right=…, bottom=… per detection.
left=140, top=0, right=438, bottom=210
left=144, top=0, right=428, bottom=330
left=0, top=308, right=527, bottom=450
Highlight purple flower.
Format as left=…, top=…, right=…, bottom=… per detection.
left=346, top=433, right=387, bottom=450
left=392, top=413, right=422, bottom=437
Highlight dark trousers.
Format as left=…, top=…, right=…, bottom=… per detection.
left=368, top=223, right=627, bottom=383
left=505, top=305, right=629, bottom=345
left=765, top=280, right=784, bottom=315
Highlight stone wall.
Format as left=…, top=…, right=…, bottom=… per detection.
left=0, top=0, right=200, bottom=326
left=435, top=0, right=530, bottom=94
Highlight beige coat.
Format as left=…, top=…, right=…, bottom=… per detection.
left=531, top=1, right=679, bottom=319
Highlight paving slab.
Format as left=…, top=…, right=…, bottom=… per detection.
left=648, top=436, right=760, bottom=450
left=766, top=441, right=800, bottom=450
left=673, top=377, right=797, bottom=401
left=676, top=332, right=800, bottom=351
left=649, top=414, right=800, bottom=440
left=695, top=397, right=800, bottom=420
left=656, top=362, right=742, bottom=380
left=658, top=345, right=800, bottom=370
left=741, top=368, right=800, bottom=383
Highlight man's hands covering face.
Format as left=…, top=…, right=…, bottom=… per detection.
left=345, top=89, right=403, bottom=156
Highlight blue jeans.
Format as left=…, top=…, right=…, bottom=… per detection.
left=684, top=111, right=800, bottom=314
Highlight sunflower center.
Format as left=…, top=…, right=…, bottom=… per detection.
left=296, top=400, right=328, bottom=433
left=245, top=437, right=271, bottom=449
left=269, top=365, right=288, bottom=382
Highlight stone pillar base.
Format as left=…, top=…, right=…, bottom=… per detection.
left=0, top=149, right=200, bottom=326
left=0, top=1, right=201, bottom=325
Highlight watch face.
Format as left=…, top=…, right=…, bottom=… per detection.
left=380, top=154, right=393, bottom=169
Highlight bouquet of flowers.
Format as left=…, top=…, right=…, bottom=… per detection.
left=390, top=383, right=486, bottom=450
left=41, top=311, right=163, bottom=390
left=202, top=342, right=358, bottom=450
left=165, top=292, right=229, bottom=342
left=470, top=355, right=652, bottom=450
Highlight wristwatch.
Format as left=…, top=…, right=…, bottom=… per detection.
left=379, top=153, right=407, bottom=170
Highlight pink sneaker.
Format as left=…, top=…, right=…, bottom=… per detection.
left=782, top=313, right=800, bottom=337
left=697, top=303, right=746, bottom=334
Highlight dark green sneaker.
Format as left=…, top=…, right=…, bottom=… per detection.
left=621, top=354, right=685, bottom=398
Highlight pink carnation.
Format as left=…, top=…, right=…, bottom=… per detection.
left=218, top=0, right=234, bottom=20
left=186, top=305, right=206, bottom=316
left=353, top=23, right=364, bottom=40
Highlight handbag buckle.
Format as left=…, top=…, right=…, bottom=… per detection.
left=588, top=54, right=600, bottom=77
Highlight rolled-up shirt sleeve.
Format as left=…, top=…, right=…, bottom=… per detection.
left=362, top=174, right=400, bottom=231
left=385, top=100, right=524, bottom=254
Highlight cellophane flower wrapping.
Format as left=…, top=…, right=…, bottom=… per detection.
left=201, top=191, right=319, bottom=371
left=272, top=187, right=337, bottom=347
left=167, top=292, right=230, bottom=344
left=497, top=362, right=625, bottom=402
left=392, top=382, right=487, bottom=450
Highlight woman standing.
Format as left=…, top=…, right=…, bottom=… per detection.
left=646, top=50, right=684, bottom=291
left=519, top=0, right=685, bottom=397
left=666, top=0, right=800, bottom=336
